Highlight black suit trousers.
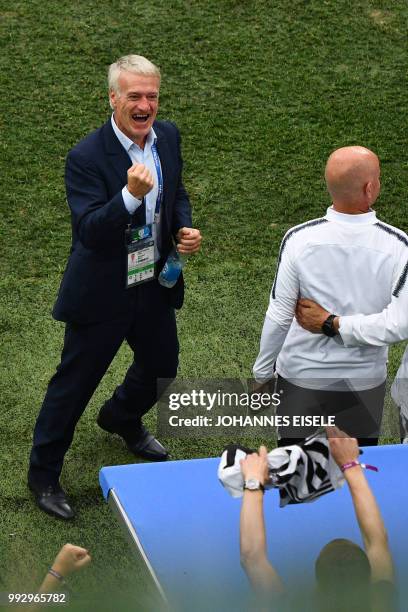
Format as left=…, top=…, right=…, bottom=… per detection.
left=29, top=280, right=179, bottom=487
left=276, top=375, right=386, bottom=447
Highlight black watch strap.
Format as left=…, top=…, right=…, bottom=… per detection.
left=322, top=314, right=338, bottom=337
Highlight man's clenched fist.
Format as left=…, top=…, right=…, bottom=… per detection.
left=52, top=543, right=91, bottom=577
left=127, top=163, right=154, bottom=199
left=176, top=227, right=202, bottom=254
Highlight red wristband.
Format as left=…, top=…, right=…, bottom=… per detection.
left=340, top=460, right=378, bottom=473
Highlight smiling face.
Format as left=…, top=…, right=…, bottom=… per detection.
left=110, top=71, right=160, bottom=147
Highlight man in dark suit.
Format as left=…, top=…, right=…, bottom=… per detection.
left=28, top=55, right=202, bottom=519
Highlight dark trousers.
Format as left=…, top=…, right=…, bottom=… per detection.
left=276, top=376, right=386, bottom=448
left=29, top=281, right=179, bottom=487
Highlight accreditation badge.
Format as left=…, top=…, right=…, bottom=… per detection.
left=126, top=224, right=155, bottom=288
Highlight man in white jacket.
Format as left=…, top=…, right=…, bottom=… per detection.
left=253, top=146, right=408, bottom=446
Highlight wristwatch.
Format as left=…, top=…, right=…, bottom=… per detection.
left=244, top=478, right=265, bottom=492
left=321, top=314, right=338, bottom=337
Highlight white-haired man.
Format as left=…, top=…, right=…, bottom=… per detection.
left=28, top=55, right=202, bottom=519
left=253, top=146, right=408, bottom=446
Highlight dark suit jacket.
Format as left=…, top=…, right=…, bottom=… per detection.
left=53, top=119, right=193, bottom=324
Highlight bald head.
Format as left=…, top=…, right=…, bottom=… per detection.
left=325, top=146, right=380, bottom=213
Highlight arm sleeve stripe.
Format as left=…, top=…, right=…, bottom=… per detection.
left=374, top=222, right=408, bottom=246
left=373, top=224, right=408, bottom=297
left=271, top=218, right=328, bottom=299
left=393, top=259, right=408, bottom=297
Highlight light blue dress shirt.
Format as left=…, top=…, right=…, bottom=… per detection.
left=111, top=114, right=162, bottom=220
left=111, top=114, right=162, bottom=259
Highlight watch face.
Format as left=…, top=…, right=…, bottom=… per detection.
left=245, top=478, right=260, bottom=490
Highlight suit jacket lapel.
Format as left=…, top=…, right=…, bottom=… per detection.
left=102, top=119, right=132, bottom=186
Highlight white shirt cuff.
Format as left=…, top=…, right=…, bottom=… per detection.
left=338, top=315, right=358, bottom=347
left=122, top=186, right=143, bottom=214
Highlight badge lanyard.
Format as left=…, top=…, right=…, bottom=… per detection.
left=126, top=140, right=163, bottom=288
left=151, top=140, right=163, bottom=223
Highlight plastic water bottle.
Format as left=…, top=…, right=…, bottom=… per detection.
left=158, top=247, right=186, bottom=288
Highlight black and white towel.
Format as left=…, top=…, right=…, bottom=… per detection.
left=218, top=431, right=345, bottom=507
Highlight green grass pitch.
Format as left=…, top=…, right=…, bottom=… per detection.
left=1, top=1, right=407, bottom=608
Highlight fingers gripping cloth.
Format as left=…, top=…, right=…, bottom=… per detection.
left=217, top=431, right=345, bottom=507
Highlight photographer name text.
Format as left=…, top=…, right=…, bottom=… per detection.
left=167, top=415, right=336, bottom=428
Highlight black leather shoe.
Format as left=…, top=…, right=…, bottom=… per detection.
left=98, top=411, right=168, bottom=461
left=28, top=482, right=75, bottom=520
left=125, top=426, right=169, bottom=462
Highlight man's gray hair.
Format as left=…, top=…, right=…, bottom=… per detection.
left=108, top=55, right=161, bottom=107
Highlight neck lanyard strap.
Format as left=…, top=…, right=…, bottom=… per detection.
left=151, top=141, right=163, bottom=217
